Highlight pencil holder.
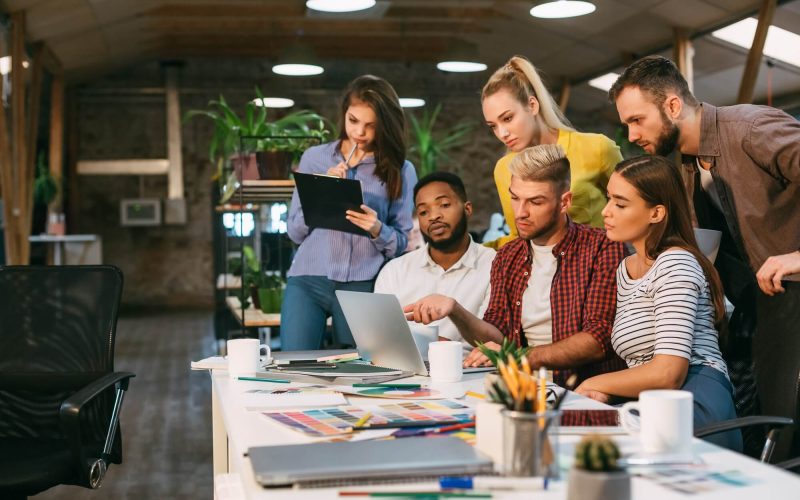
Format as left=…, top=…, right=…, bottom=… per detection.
left=502, top=409, right=560, bottom=478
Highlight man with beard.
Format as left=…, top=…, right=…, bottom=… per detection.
left=405, top=145, right=626, bottom=386
left=609, top=55, right=800, bottom=460
left=374, top=172, right=495, bottom=350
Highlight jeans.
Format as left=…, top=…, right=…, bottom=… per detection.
left=682, top=364, right=743, bottom=452
left=280, top=275, right=374, bottom=351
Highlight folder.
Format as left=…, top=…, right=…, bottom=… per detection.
left=293, top=172, right=367, bottom=236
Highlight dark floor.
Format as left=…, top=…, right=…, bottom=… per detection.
left=34, top=309, right=216, bottom=499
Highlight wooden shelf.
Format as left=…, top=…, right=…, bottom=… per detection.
left=232, top=179, right=294, bottom=203
left=215, top=203, right=260, bottom=213
left=216, top=273, right=242, bottom=290
left=226, top=296, right=281, bottom=327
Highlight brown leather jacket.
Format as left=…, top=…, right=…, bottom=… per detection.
left=680, top=103, right=800, bottom=294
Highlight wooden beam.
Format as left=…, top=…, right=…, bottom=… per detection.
left=24, top=42, right=45, bottom=240
left=0, top=48, right=15, bottom=266
left=558, top=79, right=571, bottom=113
left=165, top=65, right=184, bottom=200
left=673, top=28, right=694, bottom=93
left=77, top=159, right=170, bottom=175
left=10, top=11, right=28, bottom=264
left=49, top=72, right=65, bottom=214
left=738, top=0, right=777, bottom=104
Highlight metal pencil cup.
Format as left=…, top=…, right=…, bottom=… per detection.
left=502, top=409, right=560, bottom=478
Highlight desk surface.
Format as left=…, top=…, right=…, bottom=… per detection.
left=28, top=234, right=98, bottom=242
left=226, top=296, right=281, bottom=327
left=208, top=368, right=800, bottom=499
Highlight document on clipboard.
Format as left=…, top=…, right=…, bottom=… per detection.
left=293, top=172, right=368, bottom=236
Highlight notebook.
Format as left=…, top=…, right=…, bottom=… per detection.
left=248, top=436, right=493, bottom=487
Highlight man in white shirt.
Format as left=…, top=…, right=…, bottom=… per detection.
left=374, top=172, right=495, bottom=351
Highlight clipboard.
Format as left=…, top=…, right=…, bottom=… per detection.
left=293, top=172, right=368, bottom=236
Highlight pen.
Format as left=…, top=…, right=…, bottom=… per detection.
left=439, top=476, right=546, bottom=491
left=392, top=421, right=475, bottom=438
left=352, top=383, right=422, bottom=388
left=339, top=492, right=491, bottom=498
left=354, top=412, right=372, bottom=428
left=237, top=376, right=290, bottom=383
left=344, top=142, right=358, bottom=167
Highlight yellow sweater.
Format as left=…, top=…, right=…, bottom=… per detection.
left=487, top=129, right=622, bottom=249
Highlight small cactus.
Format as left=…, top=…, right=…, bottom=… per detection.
left=574, top=434, right=621, bottom=472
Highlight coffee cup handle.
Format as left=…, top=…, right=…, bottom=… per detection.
left=619, top=401, right=641, bottom=435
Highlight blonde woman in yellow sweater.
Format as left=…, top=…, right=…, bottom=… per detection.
left=482, top=55, right=622, bottom=249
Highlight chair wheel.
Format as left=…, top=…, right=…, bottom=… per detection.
left=88, top=458, right=107, bottom=489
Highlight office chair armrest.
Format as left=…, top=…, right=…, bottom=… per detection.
left=776, top=457, right=800, bottom=472
left=695, top=416, right=794, bottom=438
left=59, top=372, right=135, bottom=488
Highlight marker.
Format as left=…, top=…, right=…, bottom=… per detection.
left=339, top=492, right=491, bottom=498
left=439, top=476, right=546, bottom=491
left=465, top=391, right=486, bottom=400
left=354, top=412, right=372, bottom=428
left=352, top=383, right=422, bottom=388
left=236, top=376, right=290, bottom=383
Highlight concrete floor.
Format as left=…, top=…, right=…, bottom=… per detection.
left=34, top=309, right=215, bottom=499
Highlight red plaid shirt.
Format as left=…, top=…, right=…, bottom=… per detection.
left=482, top=221, right=627, bottom=386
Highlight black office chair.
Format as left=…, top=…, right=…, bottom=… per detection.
left=0, top=265, right=134, bottom=499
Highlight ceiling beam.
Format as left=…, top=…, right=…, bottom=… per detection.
left=737, top=0, right=777, bottom=104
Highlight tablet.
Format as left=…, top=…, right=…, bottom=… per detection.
left=294, top=172, right=368, bottom=236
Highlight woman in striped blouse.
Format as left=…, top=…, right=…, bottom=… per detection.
left=575, top=155, right=741, bottom=451
left=282, top=75, right=417, bottom=350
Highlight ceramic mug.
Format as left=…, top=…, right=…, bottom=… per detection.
left=428, top=340, right=463, bottom=382
left=619, top=389, right=693, bottom=455
left=227, top=338, right=271, bottom=379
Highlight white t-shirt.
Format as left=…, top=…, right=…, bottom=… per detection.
left=521, top=243, right=557, bottom=348
left=696, top=158, right=723, bottom=213
left=374, top=237, right=496, bottom=351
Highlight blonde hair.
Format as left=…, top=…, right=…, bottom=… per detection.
left=482, top=55, right=573, bottom=132
left=508, top=144, right=570, bottom=193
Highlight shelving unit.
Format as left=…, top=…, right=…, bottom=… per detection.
left=225, top=296, right=281, bottom=327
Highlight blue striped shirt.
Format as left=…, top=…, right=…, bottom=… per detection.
left=287, top=140, right=417, bottom=282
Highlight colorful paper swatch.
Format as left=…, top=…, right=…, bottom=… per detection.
left=262, top=402, right=473, bottom=437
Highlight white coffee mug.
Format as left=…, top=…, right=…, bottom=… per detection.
left=227, top=338, right=271, bottom=379
left=620, top=390, right=693, bottom=455
left=428, top=340, right=462, bottom=382
left=409, top=323, right=439, bottom=361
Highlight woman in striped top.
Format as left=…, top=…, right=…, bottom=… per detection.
left=575, top=155, right=741, bottom=451
left=282, top=75, right=417, bottom=350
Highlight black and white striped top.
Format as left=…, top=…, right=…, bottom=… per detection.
left=612, top=249, right=728, bottom=377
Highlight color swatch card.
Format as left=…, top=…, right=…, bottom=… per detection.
left=262, top=402, right=474, bottom=438
left=333, top=385, right=452, bottom=400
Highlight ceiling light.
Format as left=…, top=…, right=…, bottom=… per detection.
left=588, top=72, right=620, bottom=92
left=272, top=44, right=324, bottom=76
left=306, top=0, right=376, bottom=13
left=437, top=61, right=488, bottom=73
left=399, top=98, right=425, bottom=108
left=0, top=56, right=30, bottom=75
left=253, top=97, right=295, bottom=108
left=272, top=63, right=324, bottom=76
left=712, top=17, right=800, bottom=68
left=530, top=1, right=596, bottom=19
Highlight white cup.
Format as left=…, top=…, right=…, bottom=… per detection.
left=620, top=390, right=693, bottom=455
left=409, top=323, right=439, bottom=361
left=227, top=338, right=271, bottom=379
left=428, top=340, right=463, bottom=382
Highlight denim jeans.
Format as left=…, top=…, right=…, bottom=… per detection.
left=280, top=275, right=374, bottom=351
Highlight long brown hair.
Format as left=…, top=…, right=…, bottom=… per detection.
left=481, top=55, right=573, bottom=132
left=338, top=75, right=406, bottom=199
left=615, top=155, right=726, bottom=329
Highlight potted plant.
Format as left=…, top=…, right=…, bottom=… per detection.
left=185, top=88, right=331, bottom=200
left=567, top=434, right=630, bottom=500
left=407, top=103, right=473, bottom=178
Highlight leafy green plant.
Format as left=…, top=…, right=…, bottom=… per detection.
left=33, top=152, right=57, bottom=206
left=407, top=103, right=473, bottom=178
left=614, top=126, right=645, bottom=159
left=574, top=435, right=622, bottom=472
left=185, top=87, right=332, bottom=180
left=477, top=338, right=531, bottom=367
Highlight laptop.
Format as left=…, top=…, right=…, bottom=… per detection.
left=249, top=436, right=493, bottom=487
left=336, top=290, right=495, bottom=376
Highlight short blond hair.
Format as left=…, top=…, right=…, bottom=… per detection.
left=508, top=144, right=570, bottom=193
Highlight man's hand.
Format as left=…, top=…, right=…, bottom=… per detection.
left=756, top=250, right=800, bottom=296
left=463, top=342, right=499, bottom=368
left=574, top=383, right=611, bottom=404
left=403, top=294, right=456, bottom=324
left=346, top=204, right=382, bottom=238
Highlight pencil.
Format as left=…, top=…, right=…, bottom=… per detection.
left=345, top=142, right=358, bottom=167
left=236, top=376, right=290, bottom=383
left=354, top=412, right=372, bottom=428
left=465, top=391, right=486, bottom=399
left=352, top=383, right=422, bottom=388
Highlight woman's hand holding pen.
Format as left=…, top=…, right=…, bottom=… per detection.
left=346, top=205, right=382, bottom=238
left=326, top=161, right=349, bottom=178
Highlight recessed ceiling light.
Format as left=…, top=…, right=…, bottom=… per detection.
left=588, top=72, right=620, bottom=92
left=306, top=0, right=376, bottom=13
left=530, top=1, right=596, bottom=19
left=253, top=97, right=295, bottom=108
left=437, top=61, right=488, bottom=73
left=272, top=63, right=324, bottom=76
left=399, top=98, right=425, bottom=108
left=712, top=17, right=800, bottom=68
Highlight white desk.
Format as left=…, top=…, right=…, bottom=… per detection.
left=207, top=369, right=800, bottom=499
left=28, top=234, right=102, bottom=265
